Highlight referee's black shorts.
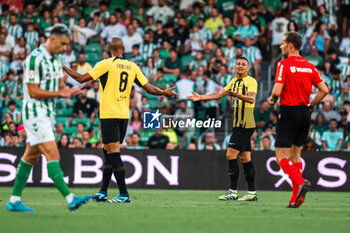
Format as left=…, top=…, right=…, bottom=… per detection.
left=100, top=119, right=129, bottom=144
left=275, top=105, right=310, bottom=148
left=228, top=127, right=255, bottom=152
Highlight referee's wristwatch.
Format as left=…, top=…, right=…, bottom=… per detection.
left=307, top=104, right=314, bottom=111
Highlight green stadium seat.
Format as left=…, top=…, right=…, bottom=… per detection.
left=159, top=50, right=170, bottom=59
left=140, top=129, right=155, bottom=146
left=87, top=37, right=100, bottom=44
left=71, top=118, right=91, bottom=128
left=93, top=118, right=100, bottom=126
left=144, top=92, right=158, bottom=101
left=148, top=99, right=159, bottom=110
left=85, top=52, right=100, bottom=65
left=56, top=108, right=73, bottom=117
left=163, top=74, right=178, bottom=83
left=197, top=109, right=206, bottom=120
left=73, top=44, right=82, bottom=52
left=63, top=126, right=77, bottom=135
left=83, top=8, right=95, bottom=17
left=2, top=107, right=9, bottom=115
left=93, top=126, right=102, bottom=139
left=181, top=56, right=195, bottom=71
left=55, top=117, right=70, bottom=127
left=15, top=99, right=23, bottom=108
left=84, top=43, right=102, bottom=54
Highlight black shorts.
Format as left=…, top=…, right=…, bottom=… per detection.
left=100, top=119, right=129, bottom=144
left=341, top=5, right=350, bottom=19
left=275, top=105, right=310, bottom=147
left=228, top=127, right=255, bottom=152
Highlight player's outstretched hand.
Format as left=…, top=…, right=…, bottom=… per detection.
left=187, top=92, right=201, bottom=102
left=163, top=86, right=178, bottom=97
left=59, top=86, right=83, bottom=98
left=71, top=85, right=84, bottom=96
left=227, top=90, right=238, bottom=97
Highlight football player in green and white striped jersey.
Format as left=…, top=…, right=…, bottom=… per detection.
left=6, top=14, right=23, bottom=40
left=7, top=24, right=90, bottom=213
left=24, top=23, right=39, bottom=51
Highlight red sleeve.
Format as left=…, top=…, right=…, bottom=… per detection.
left=275, top=61, right=286, bottom=85
left=312, top=67, right=323, bottom=86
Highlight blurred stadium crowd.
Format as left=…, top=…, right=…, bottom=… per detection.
left=0, top=0, right=349, bottom=152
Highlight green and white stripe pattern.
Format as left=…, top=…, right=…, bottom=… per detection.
left=140, top=43, right=157, bottom=63
left=198, top=28, right=212, bottom=44
left=189, top=59, right=207, bottom=70
left=0, top=60, right=9, bottom=77
left=294, top=8, right=316, bottom=25
left=217, top=74, right=233, bottom=87
left=6, top=24, right=23, bottom=40
left=23, top=45, right=63, bottom=120
left=88, top=21, right=104, bottom=34
left=319, top=0, right=337, bottom=15
left=243, top=46, right=262, bottom=66
left=24, top=31, right=39, bottom=51
left=154, top=58, right=164, bottom=69
left=223, top=47, right=236, bottom=60
left=342, top=0, right=350, bottom=5
left=338, top=63, right=350, bottom=78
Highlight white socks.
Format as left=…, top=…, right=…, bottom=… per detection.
left=65, top=193, right=74, bottom=204
left=9, top=195, right=21, bottom=203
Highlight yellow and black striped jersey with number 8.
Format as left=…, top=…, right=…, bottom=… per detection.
left=88, top=57, right=148, bottom=119
left=224, top=76, right=257, bottom=129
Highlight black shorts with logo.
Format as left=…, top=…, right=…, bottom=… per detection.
left=100, top=119, right=129, bottom=144
left=275, top=105, right=310, bottom=147
left=228, top=127, right=255, bottom=152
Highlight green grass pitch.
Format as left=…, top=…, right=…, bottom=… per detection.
left=0, top=187, right=349, bottom=233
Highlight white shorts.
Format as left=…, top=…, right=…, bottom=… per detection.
left=23, top=116, right=55, bottom=146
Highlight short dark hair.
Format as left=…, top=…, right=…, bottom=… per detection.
left=8, top=100, right=16, bottom=106
left=50, top=24, right=70, bottom=37
left=329, top=119, right=338, bottom=124
left=236, top=57, right=249, bottom=65
left=284, top=32, right=302, bottom=50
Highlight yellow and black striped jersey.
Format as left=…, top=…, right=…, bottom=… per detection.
left=224, top=76, right=257, bottom=128
left=88, top=57, right=148, bottom=119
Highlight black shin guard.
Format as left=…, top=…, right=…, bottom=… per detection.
left=100, top=149, right=112, bottom=192
left=243, top=161, right=256, bottom=191
left=109, top=152, right=128, bottom=194
left=228, top=159, right=239, bottom=190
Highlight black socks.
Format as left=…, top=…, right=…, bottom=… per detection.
left=228, top=159, right=239, bottom=190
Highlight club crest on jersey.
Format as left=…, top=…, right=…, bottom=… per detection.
left=290, top=66, right=296, bottom=73
left=29, top=70, right=35, bottom=78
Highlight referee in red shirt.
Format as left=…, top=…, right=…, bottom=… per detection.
left=269, top=32, right=328, bottom=208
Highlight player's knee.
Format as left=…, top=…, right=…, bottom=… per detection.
left=23, top=153, right=40, bottom=164
left=104, top=142, right=120, bottom=154
left=239, top=157, right=249, bottom=163
left=22, top=155, right=37, bottom=165
left=226, top=153, right=237, bottom=160
left=48, top=152, right=60, bottom=161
